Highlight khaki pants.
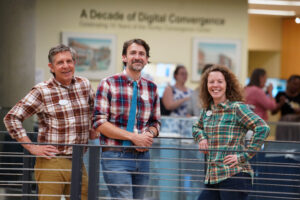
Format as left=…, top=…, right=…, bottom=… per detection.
left=35, top=157, right=88, bottom=200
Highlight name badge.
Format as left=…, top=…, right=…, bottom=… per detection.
left=59, top=99, right=69, bottom=106
left=141, top=93, right=148, bottom=100
left=206, top=110, right=212, bottom=116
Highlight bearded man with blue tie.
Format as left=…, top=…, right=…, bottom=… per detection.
left=93, top=38, right=161, bottom=199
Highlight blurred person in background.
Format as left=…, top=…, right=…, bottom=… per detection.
left=272, top=75, right=300, bottom=117
left=187, top=64, right=213, bottom=117
left=162, top=65, right=193, bottom=116
left=272, top=75, right=300, bottom=140
left=244, top=68, right=277, bottom=121
left=193, top=65, right=269, bottom=200
left=3, top=44, right=95, bottom=200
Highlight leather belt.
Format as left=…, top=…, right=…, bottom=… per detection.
left=102, top=147, right=147, bottom=153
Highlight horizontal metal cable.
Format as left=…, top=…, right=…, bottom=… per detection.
left=249, top=194, right=300, bottom=200
left=101, top=170, right=300, bottom=183
left=0, top=180, right=70, bottom=184
left=0, top=162, right=23, bottom=165
left=254, top=182, right=300, bottom=188
left=100, top=169, right=204, bottom=178
left=0, top=193, right=70, bottom=197
left=0, top=167, right=71, bottom=172
left=0, top=184, right=22, bottom=186
left=149, top=177, right=204, bottom=184
left=150, top=175, right=300, bottom=187
left=151, top=166, right=299, bottom=179
left=0, top=154, right=72, bottom=159
left=0, top=131, right=37, bottom=135
left=0, top=173, right=22, bottom=176
left=99, top=182, right=300, bottom=196
left=151, top=166, right=205, bottom=173
left=101, top=156, right=300, bottom=170
left=0, top=152, right=24, bottom=155
left=250, top=161, right=300, bottom=168
left=258, top=171, right=300, bottom=177
left=97, top=197, right=140, bottom=200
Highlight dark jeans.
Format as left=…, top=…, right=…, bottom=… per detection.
left=197, top=172, right=252, bottom=200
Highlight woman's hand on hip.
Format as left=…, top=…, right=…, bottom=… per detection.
left=223, top=155, right=238, bottom=167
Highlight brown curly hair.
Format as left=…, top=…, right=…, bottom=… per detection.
left=199, top=65, right=244, bottom=109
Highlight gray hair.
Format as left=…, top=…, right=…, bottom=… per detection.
left=48, top=44, right=77, bottom=64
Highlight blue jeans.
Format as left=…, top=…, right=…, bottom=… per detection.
left=101, top=150, right=150, bottom=199
left=197, top=172, right=252, bottom=200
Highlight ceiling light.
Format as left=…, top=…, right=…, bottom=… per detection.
left=249, top=0, right=300, bottom=6
left=248, top=9, right=296, bottom=16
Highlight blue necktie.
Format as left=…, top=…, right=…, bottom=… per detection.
left=123, top=81, right=138, bottom=146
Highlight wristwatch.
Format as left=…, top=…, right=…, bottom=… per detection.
left=148, top=129, right=156, bottom=137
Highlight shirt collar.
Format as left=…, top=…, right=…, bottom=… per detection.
left=51, top=76, right=76, bottom=89
left=122, top=69, right=141, bottom=86
left=210, top=99, right=230, bottom=110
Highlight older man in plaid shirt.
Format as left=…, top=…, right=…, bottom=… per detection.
left=4, top=44, right=95, bottom=200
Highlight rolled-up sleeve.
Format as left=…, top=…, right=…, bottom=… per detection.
left=93, top=79, right=111, bottom=129
left=147, top=89, right=161, bottom=132
left=235, top=103, right=270, bottom=163
left=4, top=88, right=43, bottom=139
left=192, top=110, right=207, bottom=143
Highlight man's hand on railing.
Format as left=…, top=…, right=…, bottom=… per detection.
left=28, top=145, right=59, bottom=160
left=223, top=155, right=238, bottom=168
left=132, top=132, right=153, bottom=152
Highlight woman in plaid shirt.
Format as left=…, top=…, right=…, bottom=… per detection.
left=192, top=65, right=270, bottom=200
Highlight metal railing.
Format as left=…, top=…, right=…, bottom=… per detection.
left=0, top=118, right=300, bottom=199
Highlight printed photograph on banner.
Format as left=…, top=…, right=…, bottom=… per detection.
left=62, top=32, right=116, bottom=80
left=192, top=38, right=241, bottom=82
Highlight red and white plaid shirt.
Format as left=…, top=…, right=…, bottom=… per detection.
left=4, top=76, right=95, bottom=155
left=93, top=71, right=161, bottom=146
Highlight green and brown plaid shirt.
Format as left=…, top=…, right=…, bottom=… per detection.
left=192, top=100, right=269, bottom=184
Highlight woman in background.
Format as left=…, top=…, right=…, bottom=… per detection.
left=162, top=65, right=193, bottom=116
left=192, top=65, right=269, bottom=200
left=272, top=75, right=300, bottom=140
left=244, top=68, right=276, bottom=121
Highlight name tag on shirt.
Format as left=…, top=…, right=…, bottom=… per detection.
left=59, top=99, right=69, bottom=106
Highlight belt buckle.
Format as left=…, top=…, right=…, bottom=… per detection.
left=124, top=147, right=136, bottom=153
